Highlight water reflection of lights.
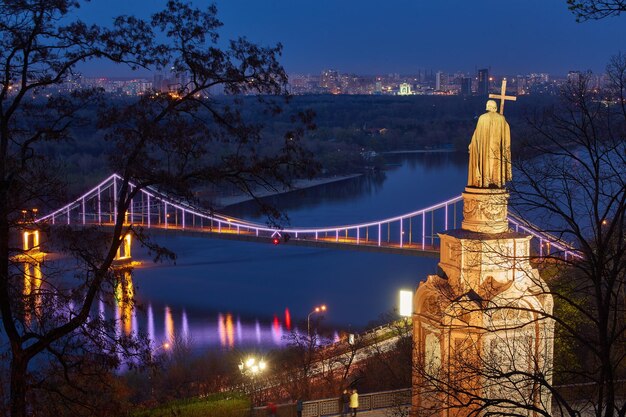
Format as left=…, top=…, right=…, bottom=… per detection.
left=217, top=313, right=235, bottom=348
left=43, top=255, right=328, bottom=352
left=23, top=261, right=42, bottom=324
left=272, top=315, right=283, bottom=344
left=143, top=307, right=306, bottom=350
left=226, top=314, right=234, bottom=348
left=218, top=313, right=226, bottom=346
left=164, top=306, right=174, bottom=344
left=181, top=310, right=189, bottom=340
left=236, top=318, right=243, bottom=344
left=285, top=308, right=291, bottom=330
left=147, top=304, right=155, bottom=343
left=115, top=271, right=135, bottom=335
left=99, top=301, right=328, bottom=351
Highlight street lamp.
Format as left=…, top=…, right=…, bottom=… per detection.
left=307, top=304, right=327, bottom=338
left=238, top=356, right=267, bottom=406
left=149, top=342, right=171, bottom=399
left=399, top=290, right=413, bottom=317
left=239, top=356, right=267, bottom=375
left=151, top=341, right=171, bottom=359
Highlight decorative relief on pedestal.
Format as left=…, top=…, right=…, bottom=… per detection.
left=476, top=274, right=514, bottom=301
left=462, top=187, right=509, bottom=234
left=423, top=296, right=443, bottom=318
left=424, top=333, right=442, bottom=377
left=483, top=203, right=506, bottom=221
left=463, top=198, right=479, bottom=219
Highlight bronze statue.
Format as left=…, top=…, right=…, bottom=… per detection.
left=467, top=100, right=512, bottom=188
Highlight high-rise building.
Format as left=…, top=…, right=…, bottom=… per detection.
left=477, top=68, right=489, bottom=95
left=461, top=77, right=472, bottom=95
left=435, top=71, right=445, bottom=91
left=374, top=79, right=383, bottom=95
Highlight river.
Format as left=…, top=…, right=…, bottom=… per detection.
left=123, top=152, right=467, bottom=351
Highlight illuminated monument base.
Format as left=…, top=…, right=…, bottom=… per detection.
left=411, top=190, right=554, bottom=417
left=461, top=187, right=509, bottom=234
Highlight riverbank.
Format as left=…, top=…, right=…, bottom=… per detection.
left=217, top=174, right=363, bottom=208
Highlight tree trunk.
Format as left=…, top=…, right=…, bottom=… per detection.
left=10, top=353, right=28, bottom=417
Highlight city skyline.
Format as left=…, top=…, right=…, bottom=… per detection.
left=74, top=0, right=625, bottom=78
left=59, top=67, right=593, bottom=97
left=79, top=66, right=595, bottom=79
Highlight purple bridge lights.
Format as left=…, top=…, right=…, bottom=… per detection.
left=35, top=173, right=577, bottom=259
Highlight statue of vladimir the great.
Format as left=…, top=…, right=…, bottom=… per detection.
left=467, top=100, right=512, bottom=188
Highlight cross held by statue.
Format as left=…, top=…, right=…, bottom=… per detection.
left=489, top=78, right=517, bottom=115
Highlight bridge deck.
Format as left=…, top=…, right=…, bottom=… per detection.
left=98, top=223, right=441, bottom=257
left=35, top=173, right=578, bottom=260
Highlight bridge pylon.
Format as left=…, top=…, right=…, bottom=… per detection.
left=114, top=233, right=133, bottom=264
left=14, top=224, right=45, bottom=264
left=14, top=223, right=45, bottom=325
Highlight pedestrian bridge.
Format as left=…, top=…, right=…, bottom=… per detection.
left=35, top=173, right=577, bottom=259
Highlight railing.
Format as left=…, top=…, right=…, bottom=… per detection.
left=250, top=388, right=412, bottom=417
left=35, top=174, right=462, bottom=252
left=302, top=388, right=411, bottom=417
left=508, top=213, right=581, bottom=259
left=35, top=173, right=579, bottom=258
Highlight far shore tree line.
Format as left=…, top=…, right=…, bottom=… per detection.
left=56, top=93, right=560, bottom=196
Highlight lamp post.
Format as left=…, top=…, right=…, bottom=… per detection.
left=307, top=304, right=327, bottom=338
left=238, top=356, right=267, bottom=407
left=398, top=290, right=413, bottom=317
left=149, top=342, right=171, bottom=399
left=150, top=341, right=171, bottom=362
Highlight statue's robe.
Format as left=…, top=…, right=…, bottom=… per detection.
left=467, top=111, right=512, bottom=188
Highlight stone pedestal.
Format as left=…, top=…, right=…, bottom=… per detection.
left=412, top=95, right=553, bottom=417
left=461, top=187, right=509, bottom=234
left=412, top=207, right=554, bottom=417
left=412, top=229, right=554, bottom=417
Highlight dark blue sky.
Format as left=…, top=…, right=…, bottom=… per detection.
left=77, top=0, right=625, bottom=77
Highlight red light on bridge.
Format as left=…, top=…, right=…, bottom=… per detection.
left=272, top=237, right=280, bottom=245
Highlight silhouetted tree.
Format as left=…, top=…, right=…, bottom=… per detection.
left=413, top=55, right=626, bottom=417
left=567, top=0, right=626, bottom=20
left=361, top=317, right=412, bottom=392
left=275, top=329, right=332, bottom=400
left=510, top=57, right=626, bottom=417
left=0, top=1, right=315, bottom=416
